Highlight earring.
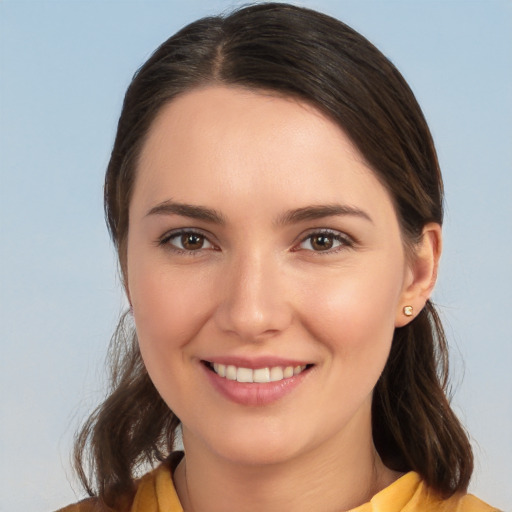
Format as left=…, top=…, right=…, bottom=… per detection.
left=403, top=305, right=414, bottom=317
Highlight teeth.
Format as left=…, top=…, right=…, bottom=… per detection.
left=226, top=365, right=237, bottom=380
left=270, top=366, right=284, bottom=381
left=253, top=367, right=270, bottom=383
left=237, top=367, right=253, bottom=383
left=211, top=363, right=307, bottom=383
left=283, top=366, right=294, bottom=378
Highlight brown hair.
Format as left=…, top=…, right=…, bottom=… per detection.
left=75, top=3, right=473, bottom=508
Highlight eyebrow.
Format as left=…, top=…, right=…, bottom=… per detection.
left=275, top=204, right=373, bottom=225
left=145, top=200, right=226, bottom=224
left=146, top=200, right=372, bottom=226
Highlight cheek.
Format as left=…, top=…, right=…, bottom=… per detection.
left=299, top=258, right=404, bottom=365
left=128, top=264, right=217, bottom=417
left=128, top=260, right=213, bottom=370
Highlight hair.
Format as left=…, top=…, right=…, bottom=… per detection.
left=74, top=2, right=473, bottom=509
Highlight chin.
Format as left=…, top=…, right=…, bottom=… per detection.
left=201, top=419, right=318, bottom=468
left=215, top=440, right=301, bottom=467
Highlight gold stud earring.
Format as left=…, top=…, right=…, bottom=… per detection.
left=403, top=305, right=414, bottom=317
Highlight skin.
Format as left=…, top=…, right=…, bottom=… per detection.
left=126, top=86, right=441, bottom=512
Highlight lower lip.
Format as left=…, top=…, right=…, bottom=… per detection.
left=202, top=364, right=310, bottom=406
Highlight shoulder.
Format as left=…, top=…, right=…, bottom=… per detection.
left=55, top=460, right=179, bottom=512
left=410, top=481, right=501, bottom=512
left=374, top=472, right=501, bottom=512
left=454, top=494, right=502, bottom=512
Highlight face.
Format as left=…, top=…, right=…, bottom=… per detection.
left=126, top=86, right=415, bottom=466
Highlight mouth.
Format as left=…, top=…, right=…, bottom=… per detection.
left=202, top=361, right=313, bottom=384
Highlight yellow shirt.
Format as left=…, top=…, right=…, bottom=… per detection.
left=57, top=463, right=500, bottom=512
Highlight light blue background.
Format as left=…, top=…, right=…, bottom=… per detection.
left=1, top=1, right=510, bottom=510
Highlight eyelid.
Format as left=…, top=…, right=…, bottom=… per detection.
left=157, top=227, right=219, bottom=252
left=293, top=228, right=356, bottom=253
left=156, top=227, right=355, bottom=254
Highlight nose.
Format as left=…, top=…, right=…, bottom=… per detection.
left=214, top=251, right=293, bottom=342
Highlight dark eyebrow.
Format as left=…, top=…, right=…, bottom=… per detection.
left=145, top=200, right=226, bottom=224
left=275, top=204, right=373, bottom=225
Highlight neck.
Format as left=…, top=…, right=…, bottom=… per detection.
left=174, top=422, right=399, bottom=512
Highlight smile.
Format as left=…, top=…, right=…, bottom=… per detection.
left=205, top=362, right=309, bottom=383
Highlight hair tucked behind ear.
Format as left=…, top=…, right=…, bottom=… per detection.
left=74, top=3, right=473, bottom=507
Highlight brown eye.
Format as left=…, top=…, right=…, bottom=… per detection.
left=181, top=233, right=205, bottom=250
left=162, top=230, right=214, bottom=252
left=297, top=230, right=352, bottom=253
left=310, top=234, right=334, bottom=251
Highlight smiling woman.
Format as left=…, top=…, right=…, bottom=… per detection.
left=57, top=3, right=499, bottom=512
left=129, top=87, right=420, bottom=466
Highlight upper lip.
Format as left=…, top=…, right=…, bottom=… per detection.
left=201, top=356, right=313, bottom=369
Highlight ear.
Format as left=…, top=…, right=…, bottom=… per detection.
left=395, top=223, right=442, bottom=327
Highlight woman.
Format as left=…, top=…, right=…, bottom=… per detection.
left=59, top=3, right=499, bottom=511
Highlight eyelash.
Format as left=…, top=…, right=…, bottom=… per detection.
left=157, top=228, right=355, bottom=255
left=294, top=229, right=355, bottom=254
left=157, top=229, right=218, bottom=255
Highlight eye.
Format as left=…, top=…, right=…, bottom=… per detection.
left=297, top=230, right=353, bottom=253
left=159, top=230, right=215, bottom=252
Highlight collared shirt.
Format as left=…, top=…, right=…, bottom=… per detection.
left=58, top=461, right=500, bottom=512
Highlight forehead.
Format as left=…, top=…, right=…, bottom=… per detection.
left=133, top=85, right=395, bottom=222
